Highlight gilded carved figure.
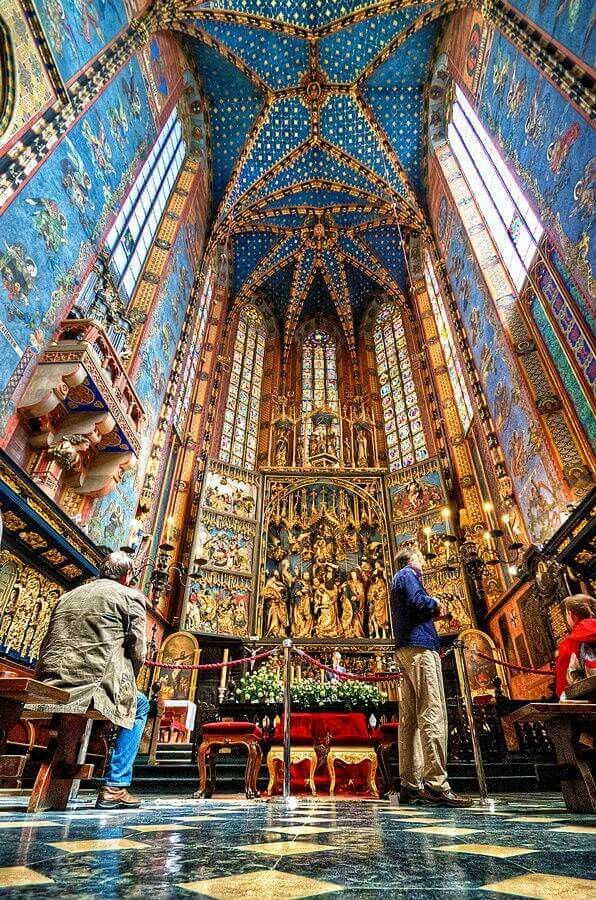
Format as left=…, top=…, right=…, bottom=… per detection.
left=261, top=482, right=390, bottom=641
left=368, top=562, right=390, bottom=640
left=264, top=573, right=288, bottom=637
left=356, top=429, right=368, bottom=467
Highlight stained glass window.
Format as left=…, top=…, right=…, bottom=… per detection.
left=106, top=107, right=186, bottom=301
left=173, top=264, right=215, bottom=433
left=219, top=305, right=265, bottom=470
left=301, top=329, right=340, bottom=448
left=374, top=304, right=428, bottom=471
left=424, top=251, right=473, bottom=433
left=448, top=86, right=543, bottom=291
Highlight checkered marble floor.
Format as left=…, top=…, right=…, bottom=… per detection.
left=0, top=792, right=593, bottom=897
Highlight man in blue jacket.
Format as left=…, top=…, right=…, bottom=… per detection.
left=391, top=546, right=471, bottom=807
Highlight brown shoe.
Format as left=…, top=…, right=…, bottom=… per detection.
left=420, top=786, right=473, bottom=808
left=96, top=786, right=141, bottom=809
left=398, top=786, right=423, bottom=806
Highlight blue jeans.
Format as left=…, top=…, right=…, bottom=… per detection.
left=105, top=692, right=150, bottom=787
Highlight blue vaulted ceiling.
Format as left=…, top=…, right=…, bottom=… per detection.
left=183, top=0, right=450, bottom=357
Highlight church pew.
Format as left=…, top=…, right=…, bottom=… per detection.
left=0, top=678, right=70, bottom=786
left=510, top=702, right=596, bottom=813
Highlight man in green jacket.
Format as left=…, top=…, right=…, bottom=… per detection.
left=35, top=551, right=149, bottom=809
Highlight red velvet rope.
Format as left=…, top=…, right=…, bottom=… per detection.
left=470, top=648, right=554, bottom=678
left=294, top=648, right=402, bottom=683
left=143, top=648, right=277, bottom=671
left=142, top=641, right=553, bottom=681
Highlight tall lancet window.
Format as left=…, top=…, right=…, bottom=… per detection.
left=301, top=329, right=340, bottom=448
left=448, top=85, right=543, bottom=290
left=374, top=304, right=428, bottom=471
left=219, top=305, right=265, bottom=470
left=424, top=251, right=473, bottom=433
left=106, top=107, right=186, bottom=301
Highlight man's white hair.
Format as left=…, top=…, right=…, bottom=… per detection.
left=99, top=551, right=134, bottom=581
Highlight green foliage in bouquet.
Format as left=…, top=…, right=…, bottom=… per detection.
left=234, top=666, right=384, bottom=710
left=234, top=666, right=284, bottom=705
left=310, top=678, right=385, bottom=711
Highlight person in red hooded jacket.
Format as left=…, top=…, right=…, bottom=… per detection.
left=555, top=594, right=596, bottom=699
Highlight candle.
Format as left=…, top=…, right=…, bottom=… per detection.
left=290, top=664, right=295, bottom=685
left=501, top=513, right=514, bottom=543
left=219, top=648, right=229, bottom=691
left=459, top=508, right=469, bottom=529
left=296, top=664, right=302, bottom=682
left=442, top=507, right=452, bottom=535
left=320, top=667, right=325, bottom=685
left=483, top=531, right=494, bottom=553
left=483, top=501, right=496, bottom=530
left=423, top=525, right=432, bottom=555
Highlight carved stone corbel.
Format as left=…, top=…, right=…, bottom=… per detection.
left=18, top=362, right=87, bottom=419
left=69, top=452, right=134, bottom=498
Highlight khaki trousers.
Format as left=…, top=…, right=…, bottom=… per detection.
left=395, top=646, right=450, bottom=794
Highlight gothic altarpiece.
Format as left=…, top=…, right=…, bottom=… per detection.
left=181, top=456, right=473, bottom=645
left=180, top=304, right=475, bottom=647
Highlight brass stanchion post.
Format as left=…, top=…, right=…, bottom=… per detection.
left=282, top=638, right=293, bottom=800
left=454, top=640, right=491, bottom=806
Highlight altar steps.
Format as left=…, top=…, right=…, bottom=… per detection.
left=131, top=747, right=561, bottom=796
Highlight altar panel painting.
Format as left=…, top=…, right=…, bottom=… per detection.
left=181, top=459, right=260, bottom=637
left=261, top=477, right=392, bottom=641
left=388, top=460, right=472, bottom=635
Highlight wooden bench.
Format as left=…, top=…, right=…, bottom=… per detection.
left=25, top=709, right=111, bottom=813
left=0, top=678, right=70, bottom=788
left=510, top=701, right=596, bottom=813
left=565, top=676, right=596, bottom=701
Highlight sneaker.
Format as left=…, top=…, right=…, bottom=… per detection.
left=420, top=786, right=472, bottom=808
left=398, top=786, right=423, bottom=805
left=96, top=786, right=141, bottom=809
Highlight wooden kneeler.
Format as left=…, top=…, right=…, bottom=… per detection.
left=26, top=710, right=109, bottom=813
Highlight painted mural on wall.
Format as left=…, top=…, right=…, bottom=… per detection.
left=138, top=34, right=177, bottom=120
left=0, top=56, right=154, bottom=418
left=508, top=0, right=595, bottom=66
left=261, top=476, right=392, bottom=641
left=181, top=459, right=261, bottom=638
left=479, top=31, right=594, bottom=307
left=528, top=256, right=595, bottom=447
left=0, top=2, right=56, bottom=150
left=32, top=0, right=128, bottom=83
left=87, top=227, right=193, bottom=548
left=437, top=204, right=568, bottom=543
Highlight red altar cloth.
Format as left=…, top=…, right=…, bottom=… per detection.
left=269, top=712, right=378, bottom=795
